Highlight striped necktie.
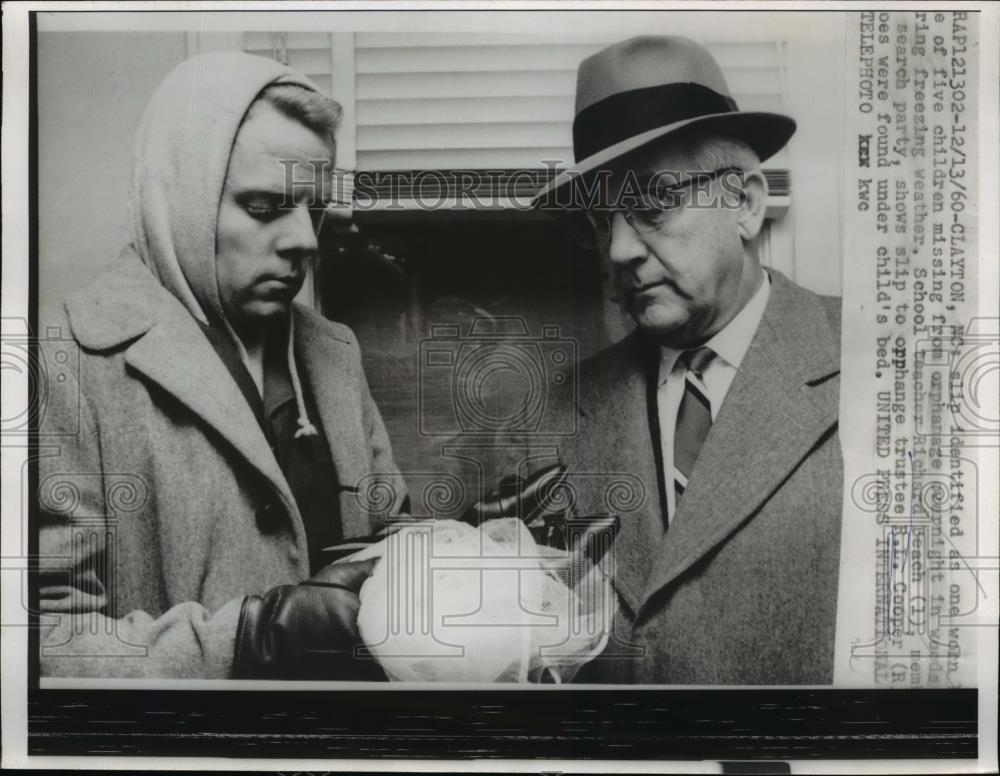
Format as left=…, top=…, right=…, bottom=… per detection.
left=673, top=347, right=715, bottom=509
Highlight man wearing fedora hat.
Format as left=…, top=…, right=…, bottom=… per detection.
left=530, top=36, right=843, bottom=684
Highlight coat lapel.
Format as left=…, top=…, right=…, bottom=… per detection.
left=575, top=333, right=666, bottom=615
left=124, top=308, right=303, bottom=521
left=635, top=271, right=841, bottom=619
left=65, top=257, right=302, bottom=531
left=293, top=307, right=372, bottom=539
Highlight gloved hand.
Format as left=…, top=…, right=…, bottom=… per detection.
left=232, top=558, right=386, bottom=680
left=460, top=463, right=618, bottom=563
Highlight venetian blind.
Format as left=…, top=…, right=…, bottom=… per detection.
left=245, top=31, right=791, bottom=175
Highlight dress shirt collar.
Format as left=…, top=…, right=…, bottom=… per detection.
left=658, top=269, right=771, bottom=385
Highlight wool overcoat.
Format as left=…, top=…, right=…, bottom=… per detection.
left=493, top=269, right=844, bottom=684
left=38, top=257, right=405, bottom=678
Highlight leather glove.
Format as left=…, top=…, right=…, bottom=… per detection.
left=460, top=463, right=618, bottom=564
left=232, top=558, right=386, bottom=680
left=459, top=463, right=567, bottom=532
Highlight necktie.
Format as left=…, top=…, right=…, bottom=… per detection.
left=673, top=347, right=714, bottom=509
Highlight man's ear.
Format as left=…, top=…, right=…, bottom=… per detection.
left=735, top=169, right=768, bottom=242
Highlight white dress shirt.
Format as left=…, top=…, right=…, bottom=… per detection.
left=657, top=271, right=771, bottom=523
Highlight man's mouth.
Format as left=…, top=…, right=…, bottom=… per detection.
left=256, top=276, right=302, bottom=297
left=626, top=278, right=687, bottom=299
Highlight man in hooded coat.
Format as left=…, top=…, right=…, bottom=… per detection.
left=37, top=52, right=405, bottom=679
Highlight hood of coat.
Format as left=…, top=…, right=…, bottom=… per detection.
left=127, top=51, right=319, bottom=325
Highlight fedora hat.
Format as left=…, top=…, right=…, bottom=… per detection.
left=533, top=35, right=795, bottom=207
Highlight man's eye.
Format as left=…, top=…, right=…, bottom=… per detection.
left=648, top=188, right=684, bottom=210
left=242, top=197, right=282, bottom=220
left=630, top=207, right=667, bottom=229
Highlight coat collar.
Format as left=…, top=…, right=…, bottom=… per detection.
left=579, top=270, right=841, bottom=618
left=63, top=252, right=161, bottom=350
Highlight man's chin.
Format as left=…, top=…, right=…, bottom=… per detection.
left=231, top=302, right=292, bottom=336
left=245, top=299, right=293, bottom=319
left=634, top=312, right=720, bottom=350
left=630, top=304, right=690, bottom=344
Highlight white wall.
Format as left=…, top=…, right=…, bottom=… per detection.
left=37, top=31, right=187, bottom=310
left=784, top=19, right=847, bottom=297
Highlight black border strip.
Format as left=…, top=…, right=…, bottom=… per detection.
left=27, top=6, right=41, bottom=688
left=28, top=688, right=977, bottom=759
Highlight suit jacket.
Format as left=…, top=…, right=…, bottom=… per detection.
left=38, top=257, right=405, bottom=678
left=563, top=269, right=843, bottom=684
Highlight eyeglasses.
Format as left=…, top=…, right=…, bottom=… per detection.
left=570, top=167, right=744, bottom=250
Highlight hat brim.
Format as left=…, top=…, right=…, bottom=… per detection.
left=532, top=111, right=795, bottom=209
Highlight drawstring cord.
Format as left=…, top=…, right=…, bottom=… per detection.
left=222, top=312, right=319, bottom=439
left=287, top=315, right=319, bottom=439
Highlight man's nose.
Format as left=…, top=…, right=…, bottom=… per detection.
left=606, top=212, right=647, bottom=266
left=275, top=202, right=318, bottom=260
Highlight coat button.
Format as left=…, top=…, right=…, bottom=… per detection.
left=255, top=499, right=281, bottom=533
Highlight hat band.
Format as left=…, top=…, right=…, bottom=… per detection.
left=572, top=82, right=738, bottom=162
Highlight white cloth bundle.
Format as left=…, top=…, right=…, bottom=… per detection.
left=348, top=518, right=615, bottom=683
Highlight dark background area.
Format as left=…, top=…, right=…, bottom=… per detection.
left=319, top=213, right=607, bottom=507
